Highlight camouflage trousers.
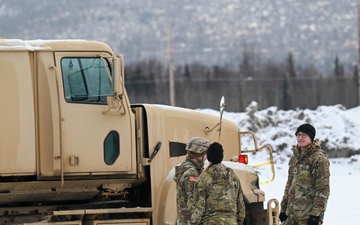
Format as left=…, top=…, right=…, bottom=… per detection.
left=197, top=217, right=240, bottom=225
left=283, top=217, right=321, bottom=225
left=175, top=218, right=189, bottom=225
left=282, top=218, right=305, bottom=225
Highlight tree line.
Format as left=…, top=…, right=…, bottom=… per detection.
left=124, top=52, right=359, bottom=112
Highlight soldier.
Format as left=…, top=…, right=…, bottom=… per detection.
left=173, top=137, right=210, bottom=225
left=279, top=124, right=330, bottom=225
left=188, top=142, right=246, bottom=225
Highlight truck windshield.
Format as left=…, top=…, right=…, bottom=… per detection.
left=61, top=57, right=113, bottom=104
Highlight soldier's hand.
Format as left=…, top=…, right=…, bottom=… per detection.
left=307, top=215, right=320, bottom=225
left=279, top=212, right=288, bottom=222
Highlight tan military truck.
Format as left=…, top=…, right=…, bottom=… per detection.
left=0, top=39, right=279, bottom=225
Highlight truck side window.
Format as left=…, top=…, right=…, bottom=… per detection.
left=169, top=142, right=187, bottom=157
left=104, top=130, right=120, bottom=165
left=61, top=57, right=113, bottom=104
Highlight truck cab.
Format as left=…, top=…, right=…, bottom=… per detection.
left=0, top=39, right=278, bottom=225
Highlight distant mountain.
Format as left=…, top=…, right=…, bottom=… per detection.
left=1, top=0, right=358, bottom=72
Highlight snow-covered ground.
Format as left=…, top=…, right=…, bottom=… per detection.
left=198, top=103, right=360, bottom=225
left=261, top=157, right=360, bottom=225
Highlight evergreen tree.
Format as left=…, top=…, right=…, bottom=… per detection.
left=287, top=51, right=296, bottom=78
left=282, top=74, right=291, bottom=110
left=184, top=63, right=191, bottom=79
left=334, top=56, right=344, bottom=77
left=239, top=49, right=254, bottom=79
left=353, top=65, right=358, bottom=78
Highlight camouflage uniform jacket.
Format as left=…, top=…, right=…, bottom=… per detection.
left=280, top=140, right=330, bottom=222
left=188, top=163, right=246, bottom=225
left=173, top=160, right=202, bottom=225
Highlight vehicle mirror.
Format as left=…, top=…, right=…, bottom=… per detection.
left=113, top=55, right=124, bottom=97
left=220, top=96, right=226, bottom=115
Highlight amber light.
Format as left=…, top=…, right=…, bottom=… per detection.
left=238, top=155, right=248, bottom=164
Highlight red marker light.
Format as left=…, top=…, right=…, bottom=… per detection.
left=238, top=155, right=248, bottom=164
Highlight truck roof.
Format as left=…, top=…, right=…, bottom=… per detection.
left=0, top=39, right=113, bottom=53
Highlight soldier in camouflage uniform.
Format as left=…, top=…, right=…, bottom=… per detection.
left=188, top=142, right=246, bottom=225
left=173, top=137, right=210, bottom=225
left=280, top=124, right=330, bottom=225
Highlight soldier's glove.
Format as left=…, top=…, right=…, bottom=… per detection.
left=307, top=215, right=320, bottom=225
left=279, top=212, right=288, bottom=222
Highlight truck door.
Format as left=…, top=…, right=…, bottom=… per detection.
left=50, top=52, right=135, bottom=176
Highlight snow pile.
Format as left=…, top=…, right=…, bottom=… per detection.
left=198, top=103, right=360, bottom=225
left=198, top=102, right=360, bottom=158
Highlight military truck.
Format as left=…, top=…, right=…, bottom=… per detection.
left=0, top=39, right=279, bottom=225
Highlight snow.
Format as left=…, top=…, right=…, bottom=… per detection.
left=197, top=102, right=360, bottom=225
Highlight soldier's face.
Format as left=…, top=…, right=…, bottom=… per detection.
left=296, top=132, right=312, bottom=148
left=201, top=154, right=207, bottom=162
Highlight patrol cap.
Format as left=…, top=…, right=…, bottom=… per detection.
left=185, top=137, right=210, bottom=154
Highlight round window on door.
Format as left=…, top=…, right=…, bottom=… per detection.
left=104, top=130, right=120, bottom=165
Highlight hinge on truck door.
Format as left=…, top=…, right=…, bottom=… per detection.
left=103, top=95, right=126, bottom=115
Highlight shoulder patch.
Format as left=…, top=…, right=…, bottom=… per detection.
left=189, top=176, right=198, bottom=182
